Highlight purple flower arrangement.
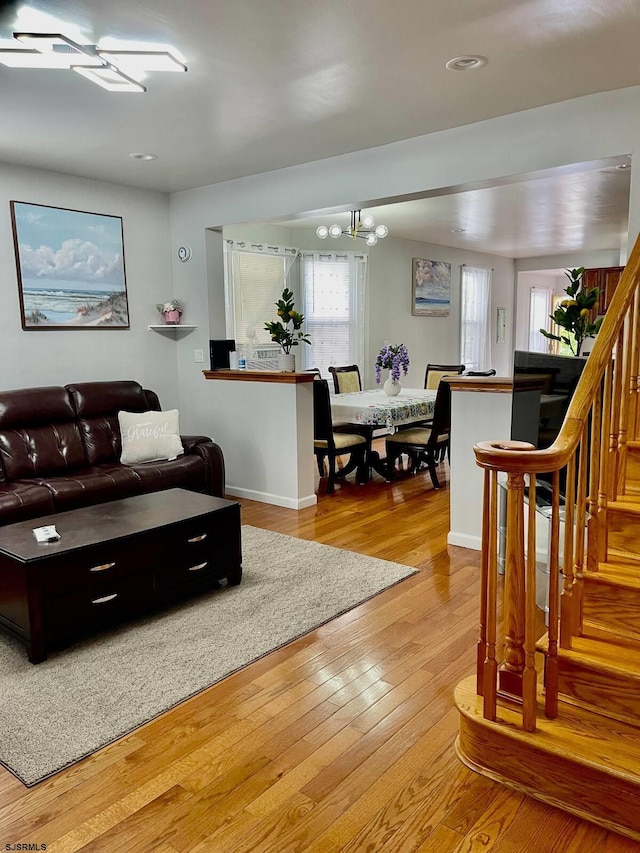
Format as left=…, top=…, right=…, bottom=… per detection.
left=375, top=343, right=410, bottom=383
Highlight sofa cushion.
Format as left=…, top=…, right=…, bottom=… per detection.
left=66, top=381, right=161, bottom=465
left=0, top=386, right=86, bottom=481
left=0, top=482, right=56, bottom=525
left=128, top=454, right=207, bottom=495
left=25, top=465, right=141, bottom=513
left=119, top=410, right=184, bottom=464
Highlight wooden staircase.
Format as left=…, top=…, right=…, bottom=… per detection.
left=455, top=239, right=640, bottom=841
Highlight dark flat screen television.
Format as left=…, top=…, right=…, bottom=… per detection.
left=511, top=350, right=587, bottom=501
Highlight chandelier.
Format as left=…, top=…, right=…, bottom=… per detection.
left=316, top=210, right=389, bottom=246
left=0, top=31, right=187, bottom=92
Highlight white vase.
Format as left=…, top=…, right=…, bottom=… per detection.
left=278, top=353, right=296, bottom=372
left=383, top=376, right=401, bottom=396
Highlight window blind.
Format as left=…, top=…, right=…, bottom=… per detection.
left=225, top=243, right=298, bottom=347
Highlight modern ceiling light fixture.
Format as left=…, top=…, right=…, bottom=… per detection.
left=0, top=30, right=186, bottom=92
left=316, top=210, right=389, bottom=246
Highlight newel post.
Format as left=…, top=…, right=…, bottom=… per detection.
left=500, top=471, right=527, bottom=698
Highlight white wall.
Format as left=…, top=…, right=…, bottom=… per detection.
left=0, top=162, right=181, bottom=407
left=365, top=236, right=514, bottom=385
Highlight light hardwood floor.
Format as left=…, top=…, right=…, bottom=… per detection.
left=1, top=461, right=638, bottom=852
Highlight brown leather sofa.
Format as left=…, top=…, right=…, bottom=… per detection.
left=0, top=380, right=225, bottom=525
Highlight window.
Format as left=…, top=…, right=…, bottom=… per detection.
left=224, top=242, right=298, bottom=348
left=529, top=287, right=552, bottom=352
left=301, top=252, right=367, bottom=377
left=460, top=265, right=492, bottom=371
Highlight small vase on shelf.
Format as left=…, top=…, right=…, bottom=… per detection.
left=383, top=376, right=401, bottom=396
left=163, top=309, right=181, bottom=325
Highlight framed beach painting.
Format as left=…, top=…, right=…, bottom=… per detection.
left=412, top=258, right=451, bottom=317
left=10, top=201, right=130, bottom=330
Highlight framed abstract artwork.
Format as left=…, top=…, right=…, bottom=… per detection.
left=10, top=201, right=130, bottom=330
left=412, top=258, right=451, bottom=317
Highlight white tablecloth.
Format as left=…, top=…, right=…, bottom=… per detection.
left=330, top=388, right=437, bottom=429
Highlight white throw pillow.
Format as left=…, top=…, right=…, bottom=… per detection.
left=118, top=409, right=184, bottom=464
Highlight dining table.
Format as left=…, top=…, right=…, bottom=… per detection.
left=330, top=387, right=437, bottom=479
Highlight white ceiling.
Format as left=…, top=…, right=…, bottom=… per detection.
left=274, top=159, right=632, bottom=258
left=0, top=1, right=637, bottom=257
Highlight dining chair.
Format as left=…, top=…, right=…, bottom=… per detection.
left=465, top=368, right=496, bottom=376
left=385, top=378, right=452, bottom=489
left=313, top=379, right=367, bottom=494
left=424, top=363, right=465, bottom=390
left=328, top=365, right=362, bottom=394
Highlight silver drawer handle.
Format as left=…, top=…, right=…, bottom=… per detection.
left=187, top=534, right=207, bottom=544
left=188, top=562, right=208, bottom=572
left=89, top=561, right=116, bottom=573
left=91, top=593, right=118, bottom=605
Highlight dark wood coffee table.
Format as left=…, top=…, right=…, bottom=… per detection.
left=0, top=489, right=242, bottom=663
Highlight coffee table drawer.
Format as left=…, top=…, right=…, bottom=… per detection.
left=45, top=570, right=154, bottom=631
left=40, top=537, right=161, bottom=594
left=155, top=517, right=238, bottom=592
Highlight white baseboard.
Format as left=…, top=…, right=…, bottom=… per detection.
left=225, top=485, right=317, bottom=510
left=447, top=531, right=482, bottom=551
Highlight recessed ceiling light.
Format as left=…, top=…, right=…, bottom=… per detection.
left=445, top=55, right=487, bottom=71
left=616, top=163, right=631, bottom=170
left=129, top=152, right=157, bottom=161
left=452, top=228, right=466, bottom=233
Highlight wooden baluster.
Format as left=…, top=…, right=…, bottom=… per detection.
left=609, top=327, right=624, bottom=499
left=560, top=452, right=576, bottom=649
left=498, top=471, right=526, bottom=700
left=483, top=471, right=498, bottom=721
left=523, top=474, right=538, bottom=732
left=630, top=289, right=640, bottom=441
left=477, top=469, right=490, bottom=695
left=587, top=392, right=602, bottom=574
left=545, top=471, right=561, bottom=719
left=616, top=310, right=632, bottom=497
left=573, top=429, right=588, bottom=637
left=597, top=361, right=613, bottom=563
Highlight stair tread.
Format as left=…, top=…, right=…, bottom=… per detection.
left=590, top=562, right=640, bottom=588
left=608, top=496, right=640, bottom=511
left=606, top=547, right=640, bottom=567
left=537, top=630, right=640, bottom=673
left=582, top=620, right=640, bottom=644
left=456, top=674, right=640, bottom=779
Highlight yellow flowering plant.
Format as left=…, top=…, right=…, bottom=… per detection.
left=539, top=267, right=603, bottom=356
left=264, top=288, right=311, bottom=354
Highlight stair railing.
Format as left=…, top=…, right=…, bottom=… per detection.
left=475, top=235, right=640, bottom=732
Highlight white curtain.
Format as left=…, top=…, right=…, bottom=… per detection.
left=529, top=287, right=552, bottom=352
left=460, top=265, right=492, bottom=371
left=301, top=251, right=367, bottom=377
left=224, top=241, right=299, bottom=349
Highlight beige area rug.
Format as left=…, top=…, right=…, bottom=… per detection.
left=0, top=525, right=416, bottom=786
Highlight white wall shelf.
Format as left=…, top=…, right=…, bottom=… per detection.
left=148, top=324, right=198, bottom=332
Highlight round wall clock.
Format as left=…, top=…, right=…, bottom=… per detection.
left=177, top=245, right=192, bottom=262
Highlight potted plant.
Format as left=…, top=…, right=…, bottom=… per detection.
left=156, top=299, right=183, bottom=325
left=264, top=288, right=311, bottom=371
left=375, top=343, right=410, bottom=395
left=539, top=268, right=602, bottom=356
